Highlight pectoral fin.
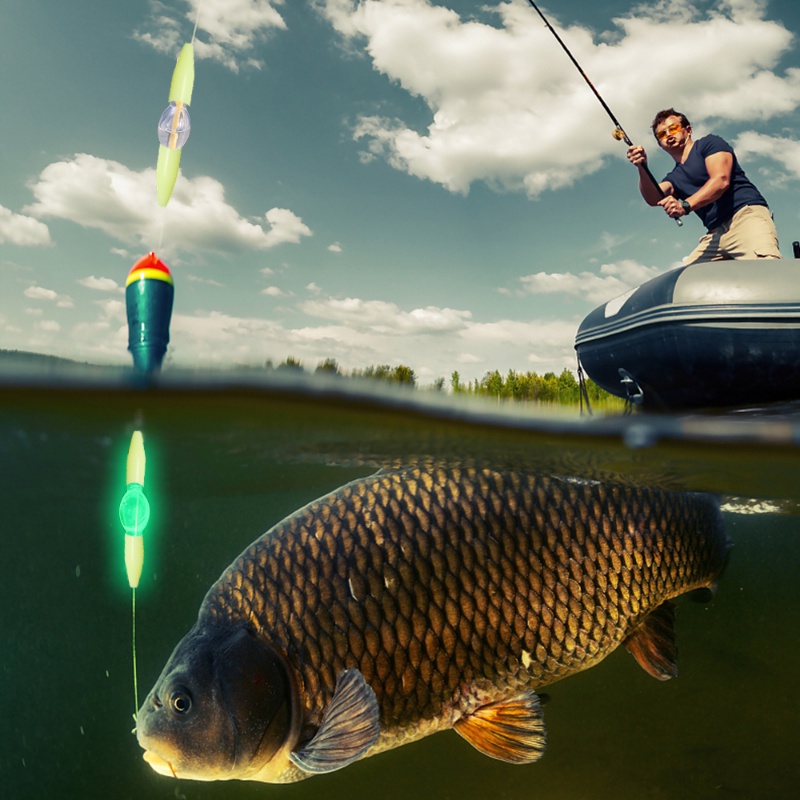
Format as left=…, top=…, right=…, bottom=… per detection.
left=454, top=691, right=546, bottom=764
left=289, top=668, right=380, bottom=774
left=623, top=600, right=678, bottom=680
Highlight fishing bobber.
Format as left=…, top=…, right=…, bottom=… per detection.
left=119, top=431, right=150, bottom=589
left=125, top=253, right=174, bottom=373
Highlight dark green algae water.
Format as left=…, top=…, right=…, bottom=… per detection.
left=2, top=365, right=800, bottom=800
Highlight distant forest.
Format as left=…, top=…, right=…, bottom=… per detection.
left=273, top=356, right=622, bottom=408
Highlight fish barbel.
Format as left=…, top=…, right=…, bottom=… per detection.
left=137, top=465, right=729, bottom=782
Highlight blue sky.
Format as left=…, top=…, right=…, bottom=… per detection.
left=1, top=0, right=799, bottom=384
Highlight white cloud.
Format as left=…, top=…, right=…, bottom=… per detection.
left=185, top=274, right=225, bottom=287
left=733, top=131, right=800, bottom=182
left=461, top=318, right=579, bottom=371
left=37, top=320, right=61, bottom=333
left=134, top=0, right=286, bottom=71
left=24, top=285, right=75, bottom=308
left=597, top=231, right=633, bottom=255
left=78, top=276, right=124, bottom=293
left=0, top=205, right=51, bottom=247
left=96, top=298, right=125, bottom=319
left=23, top=154, right=312, bottom=256
left=263, top=208, right=313, bottom=247
left=261, top=285, right=284, bottom=296
left=327, top=242, right=343, bottom=253
left=133, top=2, right=182, bottom=55
left=299, top=297, right=471, bottom=334
left=511, top=260, right=664, bottom=305
left=169, top=310, right=285, bottom=364
left=2, top=283, right=128, bottom=363
left=322, top=0, right=800, bottom=196
left=70, top=321, right=128, bottom=361
left=159, top=295, right=575, bottom=378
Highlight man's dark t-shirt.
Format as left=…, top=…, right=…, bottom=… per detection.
left=663, top=134, right=767, bottom=231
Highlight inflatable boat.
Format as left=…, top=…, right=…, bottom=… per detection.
left=574, top=259, right=800, bottom=411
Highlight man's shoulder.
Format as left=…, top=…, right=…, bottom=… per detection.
left=695, top=133, right=733, bottom=156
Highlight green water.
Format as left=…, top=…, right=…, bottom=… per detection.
left=2, top=369, right=799, bottom=799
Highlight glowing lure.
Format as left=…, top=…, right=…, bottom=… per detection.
left=120, top=429, right=150, bottom=722
left=119, top=430, right=150, bottom=589
left=156, top=43, right=195, bottom=206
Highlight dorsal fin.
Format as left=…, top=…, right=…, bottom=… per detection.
left=623, top=600, right=678, bottom=680
left=454, top=690, right=546, bottom=764
left=289, top=669, right=379, bottom=774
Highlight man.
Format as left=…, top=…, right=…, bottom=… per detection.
left=627, top=108, right=781, bottom=263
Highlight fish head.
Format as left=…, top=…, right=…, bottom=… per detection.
left=136, top=623, right=294, bottom=781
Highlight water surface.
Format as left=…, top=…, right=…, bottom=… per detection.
left=2, top=366, right=799, bottom=799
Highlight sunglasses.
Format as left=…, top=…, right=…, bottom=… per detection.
left=656, top=122, right=683, bottom=142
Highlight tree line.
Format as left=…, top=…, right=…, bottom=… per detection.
left=0, top=349, right=620, bottom=408
left=267, top=357, right=620, bottom=407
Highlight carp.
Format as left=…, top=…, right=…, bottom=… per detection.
left=136, top=465, right=729, bottom=782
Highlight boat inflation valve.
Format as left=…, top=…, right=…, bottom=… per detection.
left=618, top=368, right=644, bottom=405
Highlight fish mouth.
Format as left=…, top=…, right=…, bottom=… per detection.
left=143, top=749, right=178, bottom=778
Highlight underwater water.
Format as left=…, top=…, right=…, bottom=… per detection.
left=2, top=366, right=799, bottom=800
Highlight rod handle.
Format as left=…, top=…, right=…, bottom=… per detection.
left=641, top=162, right=683, bottom=227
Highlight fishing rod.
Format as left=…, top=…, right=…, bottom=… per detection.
left=526, top=0, right=682, bottom=226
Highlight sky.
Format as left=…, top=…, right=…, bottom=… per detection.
left=1, top=0, right=799, bottom=385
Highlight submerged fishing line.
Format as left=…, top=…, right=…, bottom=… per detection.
left=132, top=588, right=139, bottom=724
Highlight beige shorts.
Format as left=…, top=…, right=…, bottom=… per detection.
left=686, top=204, right=782, bottom=264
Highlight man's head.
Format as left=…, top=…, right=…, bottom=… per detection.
left=651, top=109, right=691, bottom=137
left=651, top=109, right=692, bottom=154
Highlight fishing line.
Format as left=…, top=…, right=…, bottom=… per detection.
left=132, top=587, right=140, bottom=725
left=526, top=0, right=682, bottom=226
left=156, top=212, right=165, bottom=253
left=191, top=1, right=203, bottom=45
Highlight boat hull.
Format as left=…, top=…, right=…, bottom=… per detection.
left=574, top=260, right=800, bottom=410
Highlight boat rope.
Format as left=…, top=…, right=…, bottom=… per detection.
left=618, top=368, right=644, bottom=414
left=577, top=359, right=593, bottom=417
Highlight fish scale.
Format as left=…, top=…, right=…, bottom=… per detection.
left=195, top=464, right=727, bottom=777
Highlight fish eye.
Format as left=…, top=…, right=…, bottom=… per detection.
left=168, top=687, right=193, bottom=715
